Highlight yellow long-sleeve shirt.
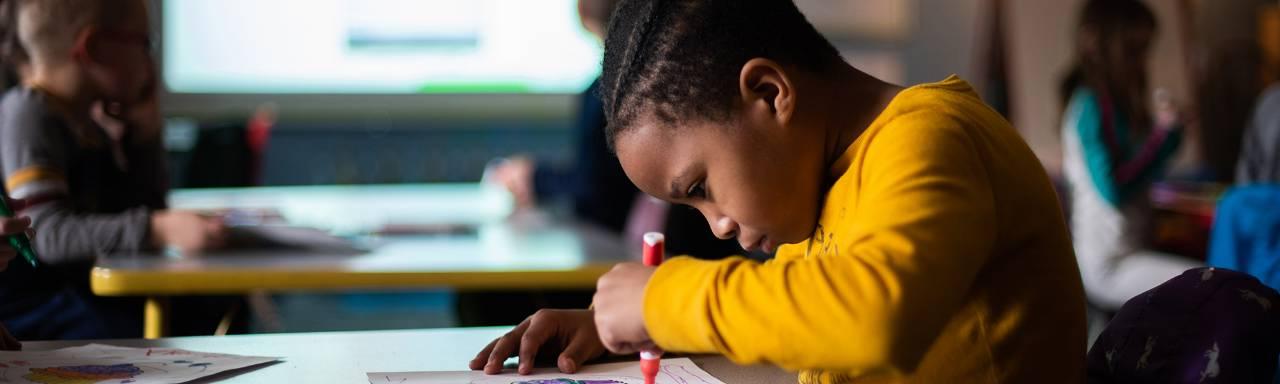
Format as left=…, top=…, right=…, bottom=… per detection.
left=643, top=76, right=1086, bottom=383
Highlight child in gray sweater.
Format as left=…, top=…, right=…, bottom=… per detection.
left=0, top=0, right=224, bottom=339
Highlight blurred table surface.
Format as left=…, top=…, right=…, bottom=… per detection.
left=22, top=327, right=797, bottom=384
left=89, top=183, right=634, bottom=337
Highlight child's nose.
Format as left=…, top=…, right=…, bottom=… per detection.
left=709, top=215, right=739, bottom=240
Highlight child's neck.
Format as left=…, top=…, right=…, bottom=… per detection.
left=26, top=64, right=95, bottom=121
left=818, top=65, right=902, bottom=179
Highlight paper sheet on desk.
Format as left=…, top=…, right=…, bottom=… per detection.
left=367, top=357, right=725, bottom=384
left=227, top=225, right=365, bottom=254
left=0, top=344, right=278, bottom=384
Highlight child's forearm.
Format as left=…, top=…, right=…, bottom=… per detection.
left=21, top=201, right=153, bottom=264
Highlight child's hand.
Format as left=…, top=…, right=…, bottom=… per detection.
left=470, top=309, right=607, bottom=375
left=0, top=323, right=19, bottom=351
left=92, top=84, right=162, bottom=145
left=484, top=156, right=537, bottom=210
left=150, top=210, right=227, bottom=255
left=0, top=216, right=33, bottom=272
left=593, top=263, right=657, bottom=354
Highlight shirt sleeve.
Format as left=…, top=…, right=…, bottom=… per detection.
left=1, top=100, right=154, bottom=264
left=1, top=101, right=69, bottom=200
left=1069, top=89, right=1179, bottom=207
left=642, top=115, right=997, bottom=376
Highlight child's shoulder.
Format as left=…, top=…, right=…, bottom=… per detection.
left=0, top=87, right=65, bottom=142
left=888, top=75, right=990, bottom=119
left=854, top=76, right=1025, bottom=167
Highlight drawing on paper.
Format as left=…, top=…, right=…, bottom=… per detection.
left=0, top=344, right=278, bottom=384
left=22, top=364, right=143, bottom=384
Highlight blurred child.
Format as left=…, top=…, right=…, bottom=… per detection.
left=486, top=0, right=638, bottom=233
left=1059, top=0, right=1199, bottom=311
left=487, top=0, right=742, bottom=259
left=471, top=0, right=1087, bottom=382
left=0, top=0, right=225, bottom=339
left=1237, top=85, right=1280, bottom=184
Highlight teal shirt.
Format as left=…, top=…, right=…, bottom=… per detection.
left=1067, top=88, right=1181, bottom=207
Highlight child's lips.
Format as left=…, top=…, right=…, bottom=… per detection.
left=742, top=236, right=773, bottom=253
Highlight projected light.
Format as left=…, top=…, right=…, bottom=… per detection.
left=163, top=0, right=603, bottom=94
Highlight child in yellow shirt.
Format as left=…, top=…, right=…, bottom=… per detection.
left=471, top=0, right=1087, bottom=382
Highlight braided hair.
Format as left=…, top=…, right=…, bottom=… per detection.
left=598, top=0, right=843, bottom=150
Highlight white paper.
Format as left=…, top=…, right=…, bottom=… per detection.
left=0, top=344, right=278, bottom=384
left=367, top=358, right=726, bottom=384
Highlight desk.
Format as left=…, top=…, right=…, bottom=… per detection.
left=23, top=328, right=797, bottom=383
left=91, top=184, right=634, bottom=338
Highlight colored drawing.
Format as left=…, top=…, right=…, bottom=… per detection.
left=509, top=379, right=627, bottom=384
left=23, top=364, right=142, bottom=384
left=0, top=344, right=277, bottom=384
left=367, top=358, right=724, bottom=384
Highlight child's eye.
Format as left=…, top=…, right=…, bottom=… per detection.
left=687, top=181, right=707, bottom=199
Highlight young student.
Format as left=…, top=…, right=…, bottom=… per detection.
left=471, top=0, right=1087, bottom=382
left=488, top=0, right=741, bottom=259
left=0, top=0, right=225, bottom=339
left=1059, top=0, right=1199, bottom=311
left=1237, top=85, right=1280, bottom=184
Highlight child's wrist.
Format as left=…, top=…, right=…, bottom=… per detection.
left=147, top=211, right=168, bottom=248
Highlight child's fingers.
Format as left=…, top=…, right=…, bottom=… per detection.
left=516, top=316, right=555, bottom=375
left=0, top=325, right=18, bottom=351
left=4, top=197, right=27, bottom=211
left=556, top=335, right=598, bottom=373
left=470, top=338, right=500, bottom=371
left=0, top=217, right=31, bottom=234
left=485, top=321, right=531, bottom=374
left=0, top=248, right=16, bottom=272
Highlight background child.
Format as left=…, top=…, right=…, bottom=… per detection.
left=486, top=0, right=742, bottom=260
left=1059, top=0, right=1199, bottom=311
left=0, top=0, right=225, bottom=339
left=473, top=0, right=1087, bottom=382
left=1237, top=85, right=1280, bottom=184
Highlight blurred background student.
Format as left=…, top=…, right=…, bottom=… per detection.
left=1059, top=0, right=1199, bottom=312
left=1237, top=85, right=1280, bottom=184
left=0, top=0, right=229, bottom=340
left=485, top=0, right=743, bottom=259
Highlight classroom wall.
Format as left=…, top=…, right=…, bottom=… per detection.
left=903, top=0, right=982, bottom=85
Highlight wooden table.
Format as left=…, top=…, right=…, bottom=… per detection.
left=22, top=328, right=797, bottom=383
left=91, top=184, right=634, bottom=338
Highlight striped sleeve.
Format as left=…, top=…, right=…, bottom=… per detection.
left=1, top=97, right=69, bottom=201
left=1068, top=89, right=1179, bottom=208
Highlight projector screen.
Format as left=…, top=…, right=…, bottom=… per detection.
left=163, top=0, right=603, bottom=95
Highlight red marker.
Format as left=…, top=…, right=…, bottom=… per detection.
left=640, top=232, right=664, bottom=384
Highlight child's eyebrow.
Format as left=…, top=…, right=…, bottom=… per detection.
left=668, top=169, right=694, bottom=199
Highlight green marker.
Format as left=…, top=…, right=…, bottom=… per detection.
left=0, top=197, right=36, bottom=268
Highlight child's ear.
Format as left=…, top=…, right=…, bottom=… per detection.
left=738, top=58, right=795, bottom=126
left=70, top=26, right=97, bottom=64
